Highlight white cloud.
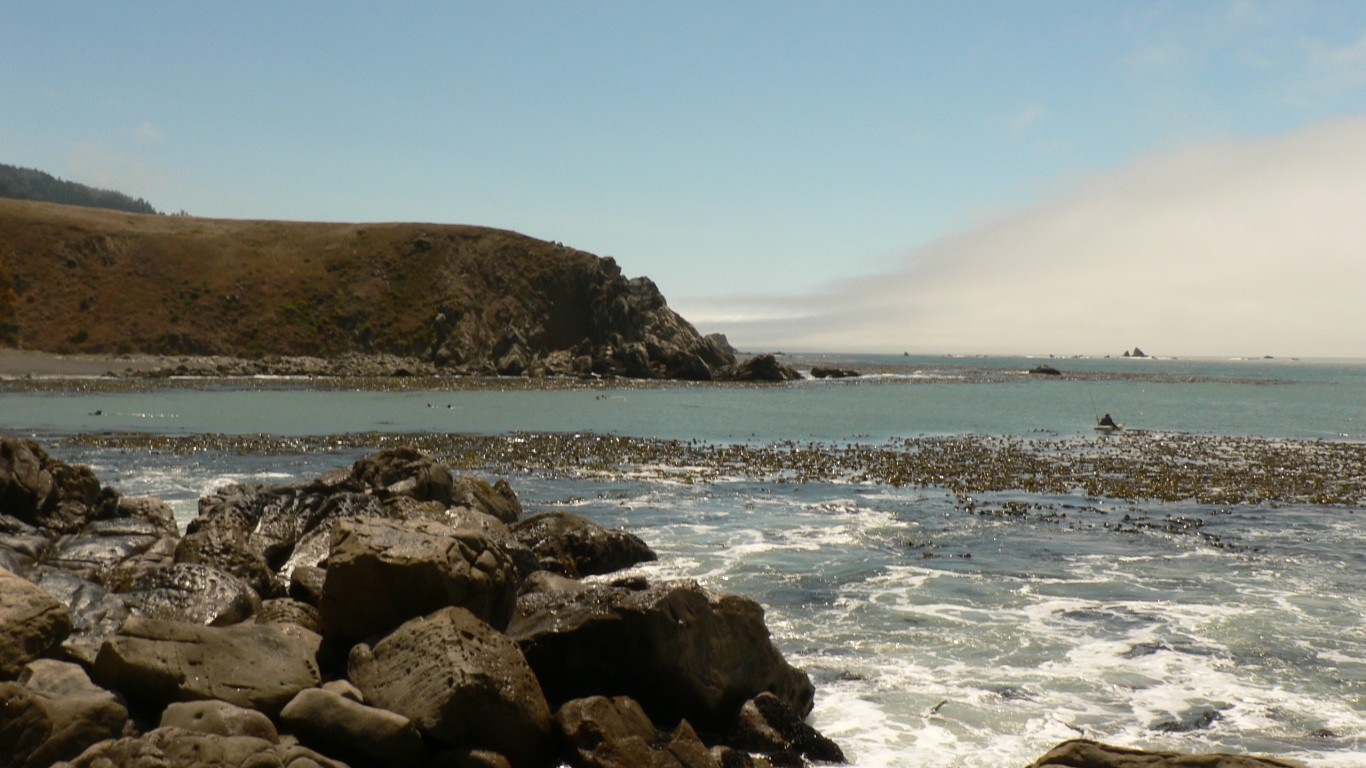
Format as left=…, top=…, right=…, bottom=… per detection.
left=700, top=115, right=1366, bottom=358
left=1010, top=103, right=1048, bottom=131
left=65, top=140, right=170, bottom=194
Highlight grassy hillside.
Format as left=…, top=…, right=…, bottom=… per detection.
left=0, top=198, right=730, bottom=378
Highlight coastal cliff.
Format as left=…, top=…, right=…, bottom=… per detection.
left=0, top=198, right=733, bottom=380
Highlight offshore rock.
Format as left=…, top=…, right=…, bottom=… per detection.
left=1024, top=739, right=1309, bottom=768
left=319, top=517, right=518, bottom=640
left=91, top=616, right=322, bottom=717
left=51, top=725, right=350, bottom=768
left=279, top=687, right=427, bottom=768
left=509, top=579, right=814, bottom=731
left=0, top=566, right=72, bottom=678
left=511, top=511, right=657, bottom=578
left=720, top=354, right=801, bottom=382
left=348, top=606, right=552, bottom=768
left=0, top=659, right=129, bottom=768
left=554, top=695, right=718, bottom=768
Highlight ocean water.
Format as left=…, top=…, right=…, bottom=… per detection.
left=4, top=354, right=1364, bottom=766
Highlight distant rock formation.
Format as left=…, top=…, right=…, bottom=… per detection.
left=1123, top=347, right=1148, bottom=358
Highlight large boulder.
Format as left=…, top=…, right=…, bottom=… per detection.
left=0, top=659, right=129, bottom=768
left=1025, top=740, right=1309, bottom=768
left=159, top=699, right=279, bottom=741
left=509, top=579, right=813, bottom=731
left=719, top=354, right=801, bottom=383
left=511, top=512, right=656, bottom=578
left=279, top=687, right=427, bottom=768
left=554, top=695, right=718, bottom=768
left=728, top=692, right=844, bottom=765
left=51, top=725, right=350, bottom=768
left=117, top=562, right=261, bottom=626
left=0, top=566, right=72, bottom=679
left=319, top=517, right=518, bottom=641
left=42, top=497, right=178, bottom=587
left=352, top=447, right=454, bottom=505
left=91, top=616, right=322, bottom=717
left=348, top=606, right=552, bottom=768
left=0, top=438, right=108, bottom=536
left=451, top=475, right=523, bottom=524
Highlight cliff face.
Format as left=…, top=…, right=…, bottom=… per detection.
left=0, top=199, right=734, bottom=379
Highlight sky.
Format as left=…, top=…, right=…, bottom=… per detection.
left=5, top=1, right=1366, bottom=357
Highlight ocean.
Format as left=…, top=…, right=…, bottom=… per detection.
left=3, top=354, right=1364, bottom=767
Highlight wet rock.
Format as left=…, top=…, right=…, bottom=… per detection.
left=0, top=514, right=52, bottom=575
left=509, top=579, right=814, bottom=731
left=810, top=367, right=860, bottom=379
left=451, top=475, right=523, bottom=524
left=554, top=695, right=718, bottom=768
left=348, top=606, right=552, bottom=768
left=52, top=725, right=350, bottom=768
left=729, top=692, right=845, bottom=764
left=0, top=566, right=72, bottom=678
left=289, top=564, right=328, bottom=606
left=279, top=687, right=427, bottom=768
left=511, top=511, right=657, bottom=578
left=0, top=438, right=107, bottom=536
left=1024, top=739, right=1308, bottom=768
left=0, top=659, right=128, bottom=768
left=319, top=517, right=517, bottom=640
left=26, top=569, right=130, bottom=665
left=117, top=562, right=261, bottom=626
left=91, top=616, right=322, bottom=717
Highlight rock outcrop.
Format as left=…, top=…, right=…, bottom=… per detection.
left=0, top=198, right=738, bottom=380
left=1024, top=739, right=1309, bottom=768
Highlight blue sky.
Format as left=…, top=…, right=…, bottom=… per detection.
left=6, top=1, right=1366, bottom=356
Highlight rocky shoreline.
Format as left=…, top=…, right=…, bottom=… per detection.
left=1, top=437, right=1313, bottom=767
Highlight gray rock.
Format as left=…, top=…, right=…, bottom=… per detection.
left=91, top=616, right=321, bottom=716
left=160, top=700, right=279, bottom=741
left=0, top=660, right=128, bottom=768
left=320, top=517, right=517, bottom=640
left=451, top=475, right=523, bottom=524
left=729, top=692, right=845, bottom=764
left=117, top=562, right=261, bottom=626
left=279, top=687, right=426, bottom=768
left=256, top=598, right=324, bottom=634
left=352, top=448, right=453, bottom=505
left=27, top=569, right=129, bottom=666
left=509, top=579, right=814, bottom=731
left=511, top=511, right=656, bottom=578
left=348, top=606, right=552, bottom=768
left=0, top=566, right=72, bottom=679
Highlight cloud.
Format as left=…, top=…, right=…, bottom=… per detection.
left=699, top=115, right=1366, bottom=358
left=131, top=122, right=164, bottom=143
left=65, top=140, right=170, bottom=195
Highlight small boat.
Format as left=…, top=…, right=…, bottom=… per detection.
left=1095, top=413, right=1121, bottom=432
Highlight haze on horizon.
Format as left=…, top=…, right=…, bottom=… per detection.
left=5, top=2, right=1366, bottom=359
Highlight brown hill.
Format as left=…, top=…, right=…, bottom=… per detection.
left=0, top=198, right=734, bottom=379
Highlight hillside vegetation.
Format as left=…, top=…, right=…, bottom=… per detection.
left=0, top=198, right=734, bottom=379
left=0, top=163, right=158, bottom=215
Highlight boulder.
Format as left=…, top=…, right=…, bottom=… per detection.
left=348, top=606, right=552, bottom=768
left=809, top=367, right=860, bottom=379
left=728, top=692, right=844, bottom=764
left=279, top=687, right=427, bottom=768
left=117, top=562, right=261, bottom=626
left=508, top=579, right=814, bottom=731
left=27, top=569, right=130, bottom=665
left=511, top=512, right=656, bottom=578
left=42, top=497, right=178, bottom=588
left=352, top=447, right=454, bottom=505
left=1025, top=739, right=1308, bottom=768
left=0, top=514, right=52, bottom=575
left=554, top=695, right=718, bottom=768
left=160, top=699, right=279, bottom=741
left=319, top=517, right=517, bottom=640
left=0, top=438, right=108, bottom=536
left=91, top=616, right=322, bottom=717
left=51, top=725, right=350, bottom=768
left=256, top=598, right=324, bottom=634
left=451, top=475, right=523, bottom=524
left=0, top=659, right=129, bottom=768
left=0, top=566, right=73, bottom=679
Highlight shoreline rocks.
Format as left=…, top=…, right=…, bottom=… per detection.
left=0, top=435, right=1322, bottom=767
